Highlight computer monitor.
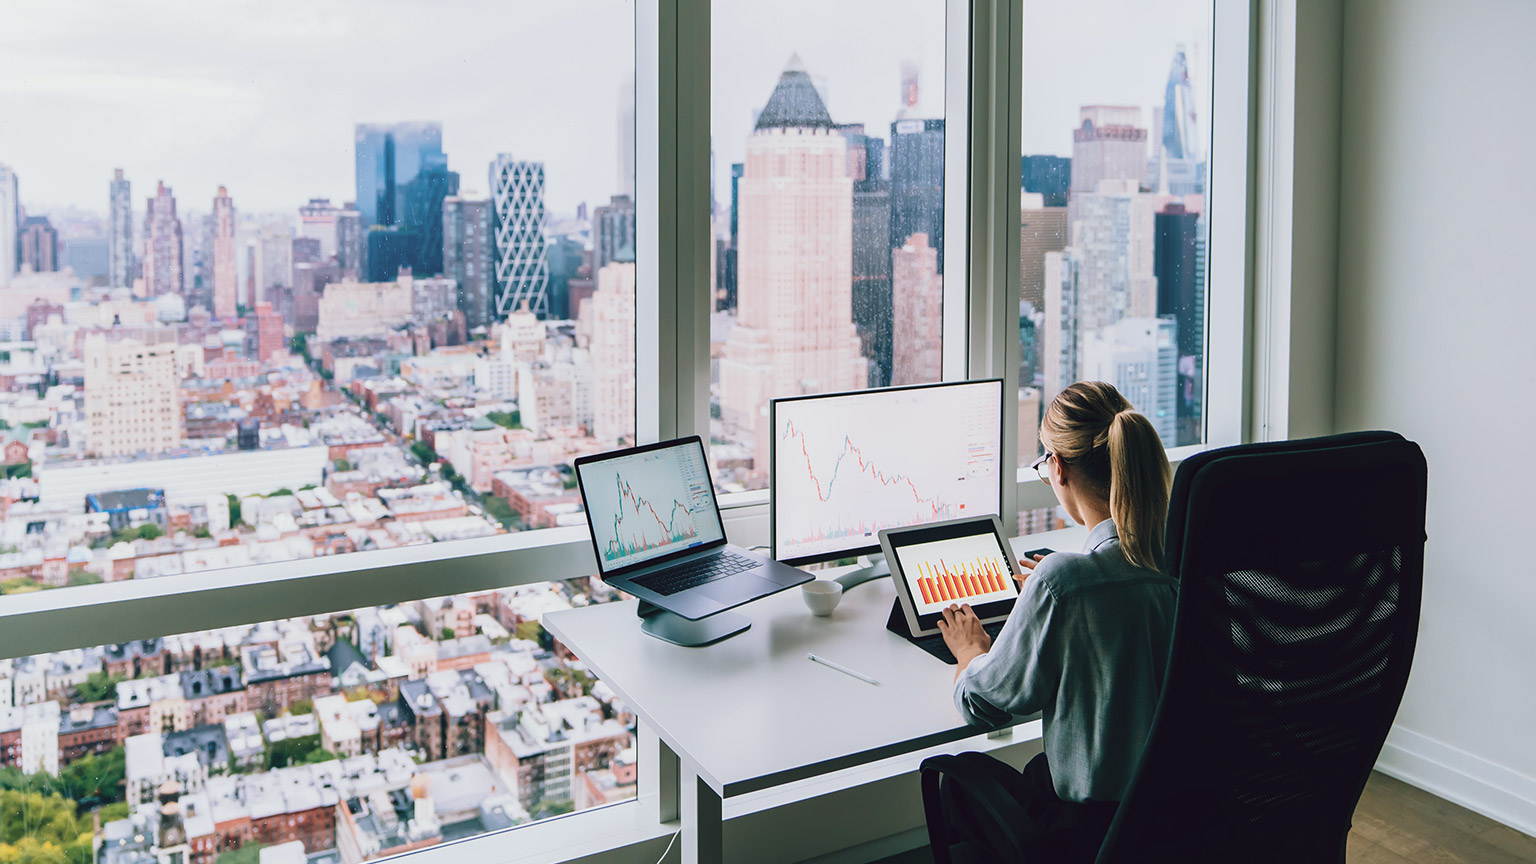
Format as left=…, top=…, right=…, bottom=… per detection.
left=770, top=379, right=1005, bottom=567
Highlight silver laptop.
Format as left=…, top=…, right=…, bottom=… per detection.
left=575, top=436, right=811, bottom=620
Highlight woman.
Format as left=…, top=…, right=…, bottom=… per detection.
left=935, top=381, right=1177, bottom=861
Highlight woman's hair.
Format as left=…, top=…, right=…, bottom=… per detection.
left=1040, top=381, right=1171, bottom=571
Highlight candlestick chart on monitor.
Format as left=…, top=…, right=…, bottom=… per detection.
left=772, top=382, right=1002, bottom=563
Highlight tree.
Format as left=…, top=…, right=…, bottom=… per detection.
left=333, top=458, right=352, bottom=472
left=482, top=496, right=518, bottom=529
left=287, top=700, right=314, bottom=716
left=65, top=571, right=101, bottom=588
left=5, top=463, right=31, bottom=479
left=532, top=798, right=574, bottom=820
left=0, top=578, right=45, bottom=596
left=59, top=746, right=125, bottom=808
left=74, top=671, right=125, bottom=704
left=226, top=494, right=243, bottom=526
left=438, top=627, right=456, bottom=641
left=486, top=410, right=522, bottom=430
left=410, top=441, right=435, bottom=465
left=0, top=790, right=91, bottom=864
left=270, top=488, right=294, bottom=498
left=264, top=733, right=325, bottom=770
left=215, top=843, right=266, bottom=864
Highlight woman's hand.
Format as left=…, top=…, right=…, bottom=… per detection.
left=1014, top=553, right=1046, bottom=586
left=937, top=604, right=991, bottom=671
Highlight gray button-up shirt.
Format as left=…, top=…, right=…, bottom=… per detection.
left=953, top=519, right=1177, bottom=803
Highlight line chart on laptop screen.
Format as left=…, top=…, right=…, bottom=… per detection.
left=585, top=445, right=723, bottom=569
left=774, top=384, right=1002, bottom=562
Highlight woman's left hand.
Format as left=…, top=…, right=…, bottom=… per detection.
left=937, top=604, right=991, bottom=660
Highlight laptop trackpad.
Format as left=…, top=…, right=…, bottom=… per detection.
left=697, top=573, right=777, bottom=603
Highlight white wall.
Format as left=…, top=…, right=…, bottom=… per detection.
left=1336, top=0, right=1536, bottom=835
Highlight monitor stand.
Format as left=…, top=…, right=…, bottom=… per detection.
left=834, top=554, right=891, bottom=592
left=637, top=600, right=751, bottom=647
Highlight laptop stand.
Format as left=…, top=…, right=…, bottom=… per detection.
left=637, top=599, right=751, bottom=647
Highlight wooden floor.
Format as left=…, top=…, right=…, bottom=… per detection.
left=876, top=771, right=1536, bottom=863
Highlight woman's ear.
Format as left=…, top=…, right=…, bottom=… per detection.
left=1053, top=457, right=1069, bottom=488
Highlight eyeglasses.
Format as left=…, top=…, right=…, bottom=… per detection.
left=1030, top=451, right=1054, bottom=484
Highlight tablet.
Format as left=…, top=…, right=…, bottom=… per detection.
left=879, top=515, right=1022, bottom=638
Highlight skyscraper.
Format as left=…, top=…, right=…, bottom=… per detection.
left=335, top=205, right=362, bottom=277
left=1019, top=194, right=1067, bottom=311
left=720, top=55, right=867, bottom=472
left=488, top=156, right=549, bottom=319
left=888, top=115, right=945, bottom=270
left=211, top=187, right=238, bottom=320
left=1070, top=106, right=1147, bottom=197
left=442, top=194, right=493, bottom=329
left=593, top=195, right=636, bottom=271
left=298, top=198, right=341, bottom=262
left=1161, top=47, right=1200, bottom=162
left=1080, top=316, right=1178, bottom=444
left=257, top=223, right=292, bottom=301
left=19, top=216, right=59, bottom=273
left=1151, top=46, right=1206, bottom=196
left=142, top=182, right=184, bottom=297
left=590, top=262, right=637, bottom=448
left=354, top=122, right=457, bottom=278
left=545, top=234, right=586, bottom=321
left=109, top=169, right=134, bottom=290
left=0, top=164, right=18, bottom=287
left=1042, top=178, right=1158, bottom=407
left=890, top=232, right=942, bottom=386
left=1020, top=155, right=1071, bottom=207
left=1071, top=178, right=1159, bottom=332
left=839, top=124, right=894, bottom=386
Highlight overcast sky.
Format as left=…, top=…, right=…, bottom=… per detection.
left=1, top=0, right=1210, bottom=223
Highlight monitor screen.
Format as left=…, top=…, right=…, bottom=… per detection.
left=771, top=380, right=1004, bottom=565
left=578, top=439, right=726, bottom=573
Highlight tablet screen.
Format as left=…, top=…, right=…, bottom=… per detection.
left=885, top=517, right=1020, bottom=633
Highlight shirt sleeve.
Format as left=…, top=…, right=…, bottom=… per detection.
left=952, top=562, right=1062, bottom=726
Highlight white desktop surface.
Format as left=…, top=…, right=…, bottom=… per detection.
left=543, top=525, right=1087, bottom=799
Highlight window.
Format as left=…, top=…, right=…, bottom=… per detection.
left=0, top=1, right=636, bottom=596
left=1017, top=0, right=1216, bottom=479
left=0, top=582, right=636, bottom=859
left=709, top=0, right=950, bottom=493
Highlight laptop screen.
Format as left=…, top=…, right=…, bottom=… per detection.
left=577, top=439, right=727, bottom=574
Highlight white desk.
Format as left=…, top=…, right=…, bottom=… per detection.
left=543, top=526, right=1085, bottom=863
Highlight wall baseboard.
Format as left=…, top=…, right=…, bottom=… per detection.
left=1375, top=724, right=1536, bottom=839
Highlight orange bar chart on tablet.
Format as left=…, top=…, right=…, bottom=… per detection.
left=917, top=556, right=1010, bottom=604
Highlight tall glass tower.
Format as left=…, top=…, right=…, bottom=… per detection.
left=488, top=156, right=549, bottom=319
left=354, top=122, right=458, bottom=279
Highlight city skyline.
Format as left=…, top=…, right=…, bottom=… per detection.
left=3, top=1, right=1207, bottom=218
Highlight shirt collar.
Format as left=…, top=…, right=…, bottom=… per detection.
left=1084, top=519, right=1119, bottom=552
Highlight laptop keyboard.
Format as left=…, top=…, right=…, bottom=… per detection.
left=631, top=551, right=759, bottom=596
left=910, top=620, right=1009, bottom=665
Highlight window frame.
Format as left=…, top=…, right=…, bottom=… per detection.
left=0, top=1, right=1265, bottom=862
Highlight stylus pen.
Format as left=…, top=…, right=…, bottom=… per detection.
left=807, top=653, right=880, bottom=686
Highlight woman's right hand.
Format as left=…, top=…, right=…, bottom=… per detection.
left=1014, top=553, right=1046, bottom=585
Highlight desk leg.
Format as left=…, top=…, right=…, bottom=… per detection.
left=658, top=735, right=680, bottom=823
left=680, top=769, right=723, bottom=864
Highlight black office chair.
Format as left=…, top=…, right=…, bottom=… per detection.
left=920, top=431, right=1427, bottom=864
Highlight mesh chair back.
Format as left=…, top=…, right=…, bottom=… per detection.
left=1095, top=432, right=1427, bottom=864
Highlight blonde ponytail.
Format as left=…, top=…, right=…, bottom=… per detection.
left=1107, top=410, right=1171, bottom=571
left=1040, top=381, right=1172, bottom=571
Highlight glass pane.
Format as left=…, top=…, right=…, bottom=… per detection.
left=0, top=581, right=635, bottom=860
left=0, top=2, right=635, bottom=595
left=1018, top=0, right=1214, bottom=469
left=710, top=1, right=948, bottom=493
